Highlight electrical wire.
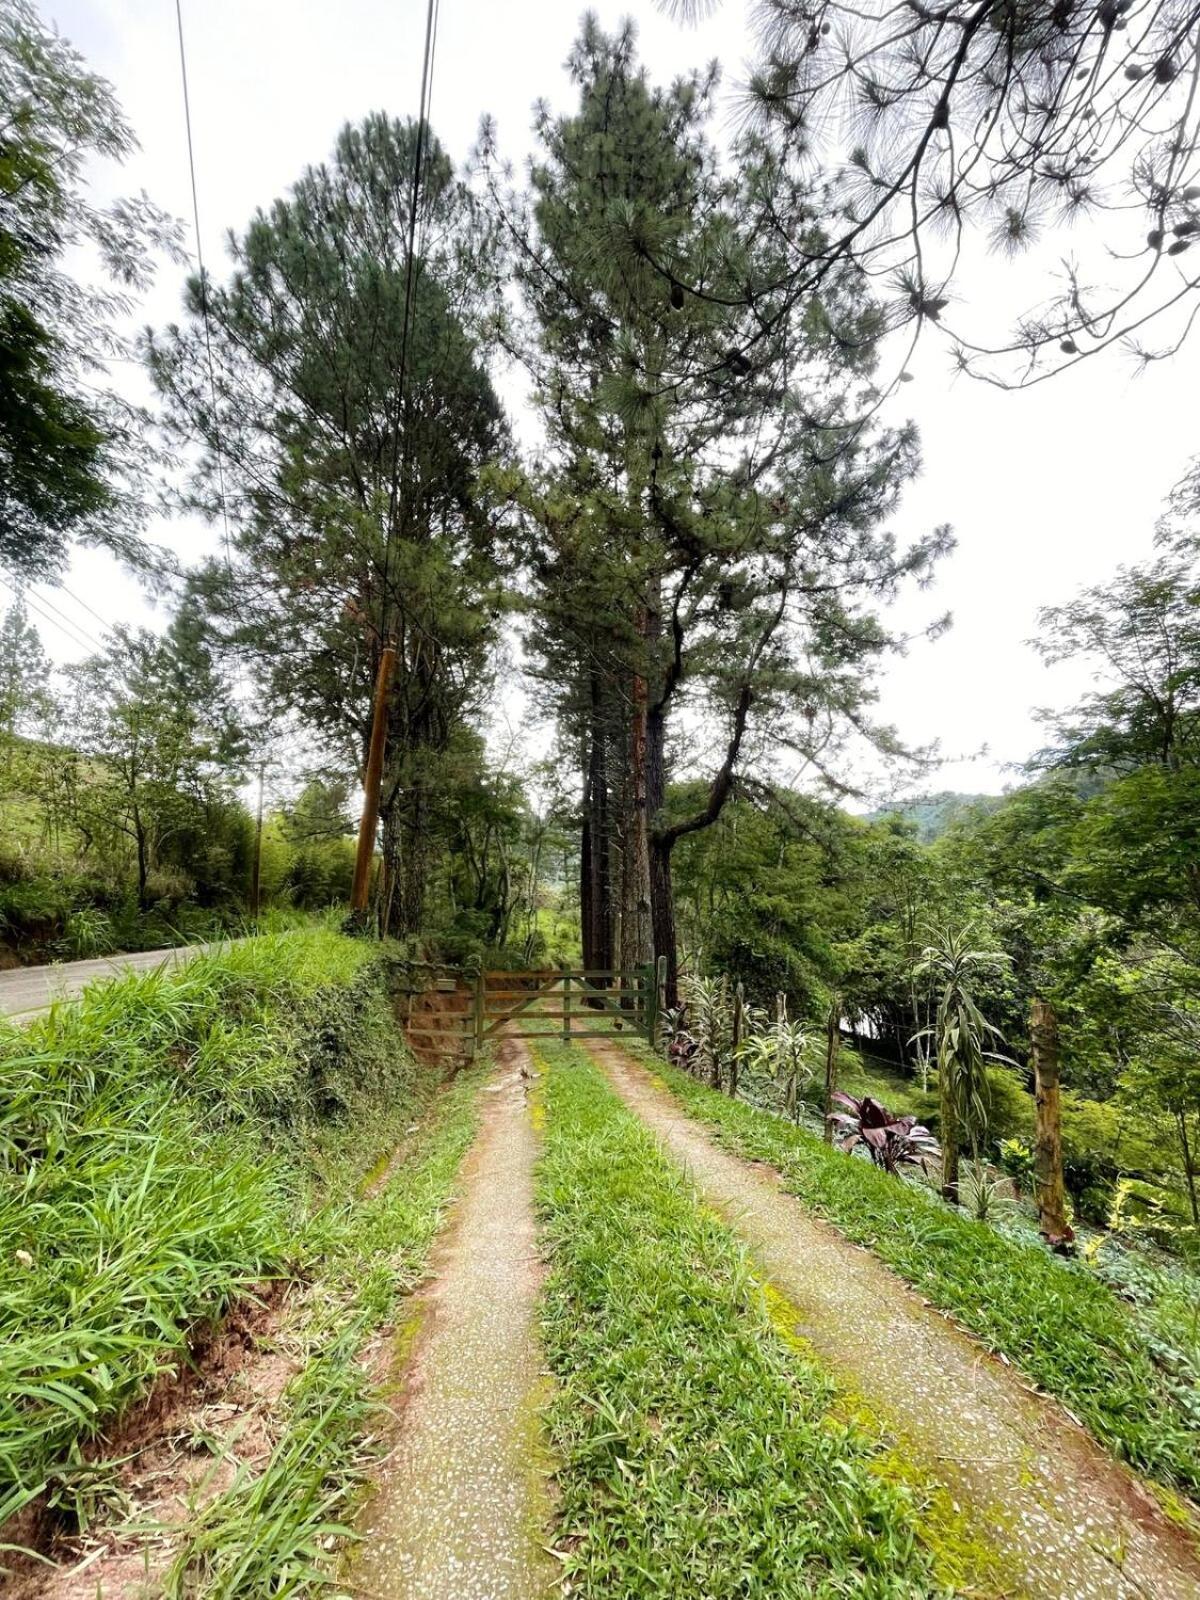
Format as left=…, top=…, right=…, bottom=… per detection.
left=25, top=588, right=107, bottom=652
left=56, top=581, right=113, bottom=633
left=174, top=0, right=233, bottom=568
left=0, top=577, right=101, bottom=656
left=379, top=0, right=442, bottom=636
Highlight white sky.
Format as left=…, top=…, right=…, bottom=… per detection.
left=31, top=0, right=1200, bottom=800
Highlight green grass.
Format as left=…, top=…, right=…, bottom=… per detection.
left=0, top=929, right=430, bottom=1534
left=534, top=1042, right=948, bottom=1598
left=647, top=1048, right=1200, bottom=1498
left=163, top=1067, right=483, bottom=1598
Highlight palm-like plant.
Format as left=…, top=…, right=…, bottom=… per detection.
left=913, top=925, right=1012, bottom=1205
left=678, top=975, right=737, bottom=1088
left=739, top=998, right=811, bottom=1121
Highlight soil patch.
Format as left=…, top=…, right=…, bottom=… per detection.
left=1, top=1281, right=295, bottom=1600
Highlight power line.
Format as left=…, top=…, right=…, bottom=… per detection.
left=0, top=577, right=101, bottom=656
left=27, top=588, right=106, bottom=652
left=56, top=580, right=113, bottom=633
left=174, top=0, right=233, bottom=568
left=380, top=0, right=442, bottom=634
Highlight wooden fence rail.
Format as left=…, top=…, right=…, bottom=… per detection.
left=399, top=962, right=663, bottom=1059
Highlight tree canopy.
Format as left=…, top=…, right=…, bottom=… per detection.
left=0, top=0, right=178, bottom=582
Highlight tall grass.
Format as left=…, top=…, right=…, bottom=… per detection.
left=0, top=929, right=415, bottom=1531
left=165, top=1068, right=482, bottom=1597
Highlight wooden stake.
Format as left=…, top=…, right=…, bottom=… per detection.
left=250, top=758, right=265, bottom=922
left=650, top=956, right=666, bottom=1050
left=1031, top=998, right=1072, bottom=1248
left=473, top=967, right=485, bottom=1060
left=823, top=996, right=840, bottom=1142
left=730, top=980, right=744, bottom=1098
left=350, top=644, right=397, bottom=922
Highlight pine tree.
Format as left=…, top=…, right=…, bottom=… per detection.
left=149, top=116, right=508, bottom=934
left=0, top=598, right=54, bottom=746
left=483, top=21, right=950, bottom=1000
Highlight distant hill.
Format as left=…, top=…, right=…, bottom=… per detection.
left=867, top=791, right=1005, bottom=843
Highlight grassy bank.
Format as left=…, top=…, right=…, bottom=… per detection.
left=648, top=1049, right=1200, bottom=1498
left=0, top=928, right=444, bottom=1536
left=534, top=1042, right=947, bottom=1598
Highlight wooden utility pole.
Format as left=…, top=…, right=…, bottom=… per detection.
left=823, top=997, right=841, bottom=1142
left=250, top=759, right=266, bottom=921
left=350, top=644, right=397, bottom=923
left=1031, top=998, right=1073, bottom=1248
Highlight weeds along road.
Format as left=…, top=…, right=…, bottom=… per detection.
left=0, top=941, right=238, bottom=1020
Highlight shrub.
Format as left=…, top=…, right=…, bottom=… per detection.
left=827, top=1091, right=940, bottom=1176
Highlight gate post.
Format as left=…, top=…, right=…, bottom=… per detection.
left=473, top=968, right=485, bottom=1059
left=648, top=957, right=666, bottom=1050
left=562, top=972, right=571, bottom=1043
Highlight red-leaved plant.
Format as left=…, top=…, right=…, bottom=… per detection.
left=826, top=1092, right=941, bottom=1176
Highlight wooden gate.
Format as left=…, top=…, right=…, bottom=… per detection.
left=400, top=964, right=658, bottom=1060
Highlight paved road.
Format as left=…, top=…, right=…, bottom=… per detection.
left=0, top=942, right=228, bottom=1020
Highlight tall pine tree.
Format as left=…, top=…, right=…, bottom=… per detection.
left=149, top=116, right=508, bottom=933
left=483, top=20, right=949, bottom=999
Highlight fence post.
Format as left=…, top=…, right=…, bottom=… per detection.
left=562, top=971, right=571, bottom=1044
left=730, top=980, right=744, bottom=1097
left=650, top=956, right=666, bottom=1051
left=473, top=968, right=485, bottom=1059
left=823, top=996, right=840, bottom=1141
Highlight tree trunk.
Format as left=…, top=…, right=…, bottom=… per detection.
left=379, top=801, right=400, bottom=938
left=623, top=637, right=652, bottom=973
left=580, top=786, right=594, bottom=970
left=580, top=671, right=614, bottom=975
left=647, top=692, right=681, bottom=1009
left=383, top=782, right=428, bottom=939
left=1176, top=1108, right=1199, bottom=1227
left=1031, top=999, right=1073, bottom=1246
left=133, top=809, right=149, bottom=908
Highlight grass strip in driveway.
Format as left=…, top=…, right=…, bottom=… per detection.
left=645, top=1048, right=1200, bottom=1503
left=534, top=1041, right=949, bottom=1600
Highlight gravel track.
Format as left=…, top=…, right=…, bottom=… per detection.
left=591, top=1039, right=1200, bottom=1600
left=345, top=1042, right=555, bottom=1600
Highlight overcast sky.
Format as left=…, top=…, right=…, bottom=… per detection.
left=31, top=0, right=1200, bottom=799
